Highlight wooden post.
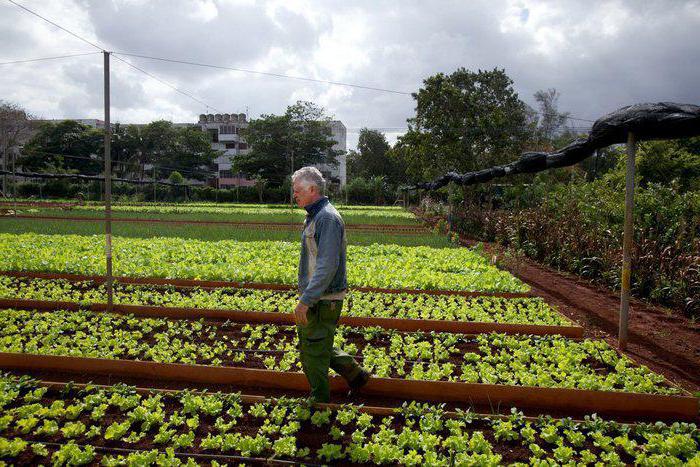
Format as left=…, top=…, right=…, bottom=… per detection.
left=103, top=51, right=113, bottom=313
left=619, top=132, right=636, bottom=350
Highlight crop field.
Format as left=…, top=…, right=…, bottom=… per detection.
left=2, top=201, right=419, bottom=225
left=0, top=308, right=675, bottom=394
left=0, top=218, right=451, bottom=247
left=0, top=277, right=564, bottom=325
left=0, top=233, right=527, bottom=292
left=2, top=374, right=698, bottom=465
left=0, top=201, right=697, bottom=465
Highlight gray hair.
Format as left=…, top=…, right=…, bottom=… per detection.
left=292, top=166, right=325, bottom=192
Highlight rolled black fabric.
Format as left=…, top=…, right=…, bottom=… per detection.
left=415, top=102, right=700, bottom=190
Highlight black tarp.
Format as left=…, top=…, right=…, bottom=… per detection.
left=415, top=102, right=700, bottom=190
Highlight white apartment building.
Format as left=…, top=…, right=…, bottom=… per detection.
left=316, top=120, right=347, bottom=186
left=198, top=113, right=252, bottom=188
left=198, top=113, right=347, bottom=188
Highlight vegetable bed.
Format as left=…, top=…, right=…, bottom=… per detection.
left=0, top=276, right=564, bottom=326
left=0, top=309, right=677, bottom=395
left=13, top=203, right=420, bottom=225
left=0, top=374, right=698, bottom=466
left=0, top=233, right=529, bottom=292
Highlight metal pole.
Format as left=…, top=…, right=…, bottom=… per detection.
left=11, top=152, right=16, bottom=198
left=619, top=131, right=636, bottom=350
left=103, top=51, right=113, bottom=313
left=289, top=150, right=294, bottom=209
left=11, top=152, right=16, bottom=215
left=1, top=149, right=6, bottom=196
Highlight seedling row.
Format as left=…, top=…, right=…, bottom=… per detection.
left=0, top=308, right=678, bottom=395
left=0, top=276, right=568, bottom=326
left=0, top=374, right=698, bottom=466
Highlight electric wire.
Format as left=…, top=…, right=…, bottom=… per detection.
left=5, top=0, right=222, bottom=113
left=0, top=51, right=100, bottom=66
left=111, top=54, right=224, bottom=113
left=6, top=1, right=597, bottom=133
left=6, top=0, right=104, bottom=51
left=114, top=51, right=413, bottom=95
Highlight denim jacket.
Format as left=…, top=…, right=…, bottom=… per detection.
left=298, top=197, right=348, bottom=306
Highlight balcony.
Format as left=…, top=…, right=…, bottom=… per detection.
left=218, top=133, right=240, bottom=142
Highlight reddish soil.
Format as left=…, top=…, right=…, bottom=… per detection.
left=459, top=236, right=700, bottom=394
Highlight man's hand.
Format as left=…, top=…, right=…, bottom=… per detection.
left=294, top=301, right=309, bottom=325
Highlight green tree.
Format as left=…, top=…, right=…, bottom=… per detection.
left=635, top=139, right=700, bottom=191
left=533, top=88, right=571, bottom=148
left=110, top=123, right=146, bottom=179
left=235, top=101, right=341, bottom=185
left=169, top=125, right=219, bottom=181
left=168, top=171, right=184, bottom=184
left=20, top=119, right=218, bottom=182
left=0, top=101, right=34, bottom=195
left=395, top=67, right=533, bottom=182
left=347, top=129, right=405, bottom=184
left=20, top=120, right=102, bottom=174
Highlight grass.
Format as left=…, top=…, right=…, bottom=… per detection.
left=0, top=218, right=453, bottom=247
left=10, top=206, right=419, bottom=225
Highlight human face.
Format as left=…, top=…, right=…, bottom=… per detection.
left=293, top=181, right=319, bottom=208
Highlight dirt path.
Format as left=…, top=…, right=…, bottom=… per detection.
left=461, top=237, right=700, bottom=394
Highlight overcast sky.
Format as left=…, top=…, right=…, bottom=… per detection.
left=2, top=0, right=699, bottom=149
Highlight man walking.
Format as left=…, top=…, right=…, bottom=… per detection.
left=292, top=166, right=370, bottom=403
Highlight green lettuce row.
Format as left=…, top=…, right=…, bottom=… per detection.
left=0, top=233, right=529, bottom=292
left=72, top=204, right=418, bottom=218
left=0, top=374, right=697, bottom=466
left=0, top=309, right=677, bottom=395
left=0, top=276, right=560, bottom=325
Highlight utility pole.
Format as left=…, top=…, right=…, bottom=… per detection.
left=619, top=132, right=636, bottom=350
left=289, top=149, right=294, bottom=209
left=1, top=149, right=5, bottom=196
left=103, top=51, right=113, bottom=312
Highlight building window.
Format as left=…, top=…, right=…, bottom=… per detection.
left=238, top=142, right=248, bottom=150
left=220, top=125, right=238, bottom=134
left=207, top=128, right=219, bottom=143
left=225, top=142, right=237, bottom=149
left=220, top=170, right=233, bottom=178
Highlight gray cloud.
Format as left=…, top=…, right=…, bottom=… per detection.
left=2, top=0, right=699, bottom=148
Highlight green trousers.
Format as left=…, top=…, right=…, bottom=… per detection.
left=297, top=300, right=362, bottom=403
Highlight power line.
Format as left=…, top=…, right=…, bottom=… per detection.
left=111, top=54, right=223, bottom=113
left=0, top=51, right=100, bottom=66
left=6, top=1, right=596, bottom=125
left=6, top=0, right=103, bottom=51
left=114, top=51, right=413, bottom=96
left=5, top=0, right=221, bottom=114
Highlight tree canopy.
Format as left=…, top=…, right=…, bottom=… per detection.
left=234, top=101, right=340, bottom=186
left=347, top=128, right=405, bottom=185
left=394, top=67, right=533, bottom=182
left=20, top=120, right=219, bottom=181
